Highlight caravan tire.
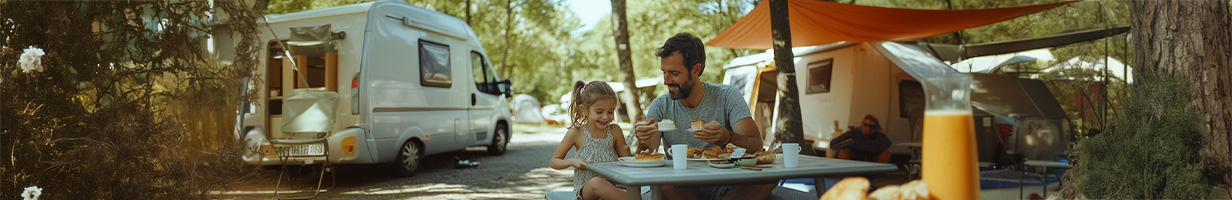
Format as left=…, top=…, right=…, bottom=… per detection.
left=487, top=123, right=508, bottom=155
left=392, top=139, right=422, bottom=177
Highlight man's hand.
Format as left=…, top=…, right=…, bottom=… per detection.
left=694, top=121, right=731, bottom=145
left=633, top=118, right=659, bottom=145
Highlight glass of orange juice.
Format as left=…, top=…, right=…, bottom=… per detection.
left=921, top=75, right=978, bottom=200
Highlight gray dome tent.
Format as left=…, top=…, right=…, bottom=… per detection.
left=511, top=94, right=545, bottom=124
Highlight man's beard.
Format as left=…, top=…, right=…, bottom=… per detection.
left=669, top=76, right=694, bottom=100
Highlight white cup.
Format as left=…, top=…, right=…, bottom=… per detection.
left=670, top=144, right=688, bottom=169
left=782, top=143, right=801, bottom=168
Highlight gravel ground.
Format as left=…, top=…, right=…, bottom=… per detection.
left=214, top=123, right=582, bottom=200
left=212, top=122, right=911, bottom=199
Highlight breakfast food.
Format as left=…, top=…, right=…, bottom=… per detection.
left=658, top=119, right=676, bottom=131
left=725, top=143, right=739, bottom=153
left=634, top=152, right=665, bottom=161
left=702, top=146, right=723, bottom=159
left=869, top=180, right=929, bottom=200
left=820, top=177, right=870, bottom=200
left=690, top=119, right=706, bottom=130
left=685, top=147, right=695, bottom=158
left=717, top=153, right=730, bottom=158
left=690, top=147, right=704, bottom=158
left=823, top=178, right=931, bottom=200
left=755, top=151, right=776, bottom=164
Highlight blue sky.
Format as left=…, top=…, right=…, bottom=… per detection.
left=564, top=0, right=611, bottom=33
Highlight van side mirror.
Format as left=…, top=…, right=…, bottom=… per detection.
left=499, top=79, right=513, bottom=97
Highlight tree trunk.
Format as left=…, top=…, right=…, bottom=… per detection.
left=500, top=0, right=514, bottom=79
left=610, top=0, right=642, bottom=123
left=465, top=0, right=471, bottom=25
left=1129, top=1, right=1232, bottom=196
left=768, top=0, right=810, bottom=154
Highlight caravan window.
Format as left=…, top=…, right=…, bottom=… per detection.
left=419, top=40, right=452, bottom=87
left=806, top=59, right=833, bottom=94
left=472, top=52, right=499, bottom=95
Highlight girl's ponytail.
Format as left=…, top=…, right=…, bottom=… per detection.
left=567, top=81, right=586, bottom=129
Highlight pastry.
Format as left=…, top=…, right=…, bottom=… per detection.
left=702, top=146, right=723, bottom=159
left=658, top=119, right=676, bottom=131
left=820, top=177, right=870, bottom=200
left=634, top=152, right=664, bottom=161
left=690, top=119, right=706, bottom=130
left=717, top=153, right=730, bottom=158
left=686, top=147, right=695, bottom=158
left=869, top=180, right=929, bottom=200
left=755, top=151, right=776, bottom=164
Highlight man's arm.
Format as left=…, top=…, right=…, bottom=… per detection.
left=728, top=117, right=763, bottom=150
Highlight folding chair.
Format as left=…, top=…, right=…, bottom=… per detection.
left=272, top=88, right=338, bottom=199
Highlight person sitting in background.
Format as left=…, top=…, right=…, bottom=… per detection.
left=828, top=114, right=892, bottom=163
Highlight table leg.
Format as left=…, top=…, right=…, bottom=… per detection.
left=1042, top=166, right=1048, bottom=198
left=650, top=186, right=663, bottom=200
left=814, top=177, right=828, bottom=199
left=626, top=185, right=642, bottom=200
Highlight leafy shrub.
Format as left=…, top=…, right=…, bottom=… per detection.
left=1, top=1, right=263, bottom=199
left=1072, top=71, right=1228, bottom=199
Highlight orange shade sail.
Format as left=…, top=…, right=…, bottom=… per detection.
left=707, top=0, right=1076, bottom=49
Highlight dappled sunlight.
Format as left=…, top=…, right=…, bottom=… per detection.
left=330, top=166, right=574, bottom=198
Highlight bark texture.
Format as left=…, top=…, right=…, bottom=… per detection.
left=611, top=0, right=643, bottom=123
left=1129, top=0, right=1232, bottom=196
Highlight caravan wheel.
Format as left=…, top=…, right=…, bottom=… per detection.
left=487, top=123, right=508, bottom=155
left=392, top=140, right=421, bottom=177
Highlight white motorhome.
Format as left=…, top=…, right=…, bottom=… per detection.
left=238, top=1, right=513, bottom=176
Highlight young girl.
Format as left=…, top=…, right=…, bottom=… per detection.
left=550, top=81, right=632, bottom=200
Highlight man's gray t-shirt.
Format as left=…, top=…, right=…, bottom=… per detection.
left=647, top=82, right=753, bottom=148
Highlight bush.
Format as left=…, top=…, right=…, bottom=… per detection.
left=1071, top=72, right=1228, bottom=199
left=1, top=1, right=263, bottom=199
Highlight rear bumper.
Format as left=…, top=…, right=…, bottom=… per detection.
left=242, top=127, right=377, bottom=166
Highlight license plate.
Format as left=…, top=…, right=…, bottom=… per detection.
left=276, top=144, right=325, bottom=157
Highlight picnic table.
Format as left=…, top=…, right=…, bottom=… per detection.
left=585, top=154, right=897, bottom=200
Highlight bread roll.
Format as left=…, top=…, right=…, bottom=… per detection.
left=702, top=146, right=722, bottom=159
left=820, top=177, right=870, bottom=200
left=634, top=152, right=664, bottom=161
left=755, top=151, right=775, bottom=164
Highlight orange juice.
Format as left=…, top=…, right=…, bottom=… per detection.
left=921, top=110, right=979, bottom=200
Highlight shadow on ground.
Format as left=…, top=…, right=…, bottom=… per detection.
left=216, top=128, right=575, bottom=200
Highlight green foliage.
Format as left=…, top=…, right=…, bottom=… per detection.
left=1, top=1, right=261, bottom=198
left=1071, top=72, right=1227, bottom=199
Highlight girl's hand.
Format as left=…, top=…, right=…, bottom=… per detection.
left=570, top=158, right=588, bottom=170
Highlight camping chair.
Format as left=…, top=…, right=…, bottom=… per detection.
left=272, top=88, right=338, bottom=199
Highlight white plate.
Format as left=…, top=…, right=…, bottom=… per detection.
left=708, top=162, right=735, bottom=168
left=687, top=158, right=730, bottom=161
left=658, top=126, right=677, bottom=131
left=618, top=157, right=666, bottom=167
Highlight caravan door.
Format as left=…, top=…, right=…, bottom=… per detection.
left=467, top=51, right=501, bottom=145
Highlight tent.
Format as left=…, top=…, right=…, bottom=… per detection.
left=707, top=0, right=1075, bottom=49
left=510, top=94, right=545, bottom=124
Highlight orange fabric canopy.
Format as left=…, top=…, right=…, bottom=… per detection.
left=707, top=0, right=1076, bottom=49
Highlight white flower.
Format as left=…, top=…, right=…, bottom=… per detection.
left=19, top=46, right=46, bottom=73
left=21, top=186, right=41, bottom=200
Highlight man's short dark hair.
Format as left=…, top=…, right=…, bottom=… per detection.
left=656, top=32, right=706, bottom=76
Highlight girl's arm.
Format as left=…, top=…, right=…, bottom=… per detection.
left=550, top=127, right=586, bottom=170
left=610, top=125, right=633, bottom=157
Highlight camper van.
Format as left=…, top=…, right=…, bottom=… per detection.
left=238, top=1, right=513, bottom=176
left=722, top=41, right=1073, bottom=163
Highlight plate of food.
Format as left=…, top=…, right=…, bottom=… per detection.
left=708, top=160, right=735, bottom=168
left=619, top=153, right=666, bottom=167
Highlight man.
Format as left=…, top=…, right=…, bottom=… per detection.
left=633, top=32, right=774, bottom=200
left=828, top=114, right=892, bottom=163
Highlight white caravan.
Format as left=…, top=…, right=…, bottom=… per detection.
left=238, top=0, right=513, bottom=176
